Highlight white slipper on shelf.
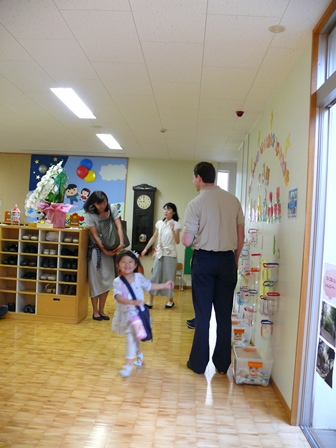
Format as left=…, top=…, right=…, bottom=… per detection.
left=72, top=238, right=79, bottom=243
left=30, top=235, right=38, bottom=241
left=64, top=237, right=72, bottom=243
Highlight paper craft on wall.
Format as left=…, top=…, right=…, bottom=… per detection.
left=26, top=155, right=128, bottom=226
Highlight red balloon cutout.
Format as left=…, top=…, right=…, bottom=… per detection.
left=76, top=165, right=89, bottom=179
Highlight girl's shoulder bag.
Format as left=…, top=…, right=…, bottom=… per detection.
left=120, top=275, right=153, bottom=342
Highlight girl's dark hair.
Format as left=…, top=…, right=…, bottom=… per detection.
left=116, top=250, right=143, bottom=273
left=83, top=191, right=109, bottom=214
left=193, top=162, right=216, bottom=183
left=163, top=202, right=179, bottom=221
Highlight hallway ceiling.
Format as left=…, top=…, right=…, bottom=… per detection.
left=0, top=0, right=330, bottom=162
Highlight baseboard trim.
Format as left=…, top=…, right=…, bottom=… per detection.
left=270, top=376, right=291, bottom=422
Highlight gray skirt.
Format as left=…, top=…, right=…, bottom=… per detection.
left=88, top=248, right=115, bottom=298
left=150, top=256, right=177, bottom=298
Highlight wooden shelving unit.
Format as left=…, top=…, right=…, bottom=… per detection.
left=0, top=224, right=89, bottom=324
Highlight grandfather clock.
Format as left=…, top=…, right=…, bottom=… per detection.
left=132, top=184, right=156, bottom=253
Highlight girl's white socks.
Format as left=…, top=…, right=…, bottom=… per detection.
left=119, top=364, right=132, bottom=377
left=133, top=353, right=144, bottom=367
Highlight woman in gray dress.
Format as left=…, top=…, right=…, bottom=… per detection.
left=84, top=191, right=125, bottom=321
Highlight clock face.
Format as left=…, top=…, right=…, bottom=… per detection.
left=136, top=194, right=151, bottom=210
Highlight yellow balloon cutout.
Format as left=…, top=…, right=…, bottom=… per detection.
left=85, top=170, right=96, bottom=183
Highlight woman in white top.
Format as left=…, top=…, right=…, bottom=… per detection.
left=141, top=202, right=181, bottom=309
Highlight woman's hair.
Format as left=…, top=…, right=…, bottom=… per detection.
left=193, top=161, right=216, bottom=184
left=163, top=202, right=179, bottom=221
left=83, top=191, right=109, bottom=214
left=116, top=250, right=143, bottom=273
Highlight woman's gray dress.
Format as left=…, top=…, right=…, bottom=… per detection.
left=86, top=205, right=119, bottom=297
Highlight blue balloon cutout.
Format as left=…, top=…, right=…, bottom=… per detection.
left=80, top=158, right=92, bottom=170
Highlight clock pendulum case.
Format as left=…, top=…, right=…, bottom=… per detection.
left=131, top=184, right=156, bottom=253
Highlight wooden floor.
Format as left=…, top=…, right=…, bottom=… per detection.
left=0, top=289, right=310, bottom=448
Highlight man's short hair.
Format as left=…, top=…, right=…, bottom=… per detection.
left=194, top=162, right=216, bottom=183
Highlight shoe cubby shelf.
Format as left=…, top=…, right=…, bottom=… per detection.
left=0, top=225, right=89, bottom=324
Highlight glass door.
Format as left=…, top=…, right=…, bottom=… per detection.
left=301, top=102, right=336, bottom=448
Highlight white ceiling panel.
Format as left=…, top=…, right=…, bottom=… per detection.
left=152, top=82, right=200, bottom=109
left=0, top=25, right=31, bottom=60
left=94, top=62, right=152, bottom=95
left=1, top=1, right=72, bottom=39
left=204, top=15, right=275, bottom=68
left=142, top=42, right=203, bottom=84
left=201, top=67, right=257, bottom=100
left=0, top=61, right=55, bottom=92
left=61, top=10, right=143, bottom=64
left=207, top=0, right=288, bottom=17
left=19, top=39, right=97, bottom=80
left=0, top=0, right=331, bottom=161
left=55, top=0, right=130, bottom=11
left=158, top=108, right=199, bottom=129
left=131, top=0, right=207, bottom=43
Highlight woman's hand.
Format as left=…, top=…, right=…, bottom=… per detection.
left=141, top=249, right=147, bottom=257
left=133, top=299, right=144, bottom=307
left=102, top=247, right=120, bottom=256
left=165, top=280, right=174, bottom=289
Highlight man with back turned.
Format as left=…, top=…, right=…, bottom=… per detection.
left=182, top=162, right=245, bottom=374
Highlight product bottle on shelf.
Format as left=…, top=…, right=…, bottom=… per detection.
left=238, top=273, right=250, bottom=307
left=238, top=241, right=250, bottom=276
left=11, top=204, right=20, bottom=225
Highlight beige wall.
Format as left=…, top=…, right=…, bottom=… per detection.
left=0, top=153, right=31, bottom=218
left=237, top=41, right=312, bottom=408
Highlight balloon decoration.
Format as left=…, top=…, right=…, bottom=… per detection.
left=38, top=164, right=48, bottom=174
left=80, top=158, right=93, bottom=170
left=76, top=165, right=89, bottom=179
left=85, top=170, right=96, bottom=183
left=76, top=159, right=96, bottom=182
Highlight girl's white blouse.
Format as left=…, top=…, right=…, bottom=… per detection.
left=112, top=273, right=152, bottom=335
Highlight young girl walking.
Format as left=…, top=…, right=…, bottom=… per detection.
left=112, top=250, right=174, bottom=377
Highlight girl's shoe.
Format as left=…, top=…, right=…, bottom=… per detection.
left=119, top=365, right=132, bottom=377
left=165, top=301, right=175, bottom=308
left=133, top=353, right=144, bottom=367
left=145, top=302, right=153, bottom=309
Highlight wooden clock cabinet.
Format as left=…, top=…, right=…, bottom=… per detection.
left=131, top=184, right=156, bottom=254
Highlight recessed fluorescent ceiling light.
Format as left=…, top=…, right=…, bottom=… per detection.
left=50, top=88, right=96, bottom=119
left=96, top=133, right=122, bottom=150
